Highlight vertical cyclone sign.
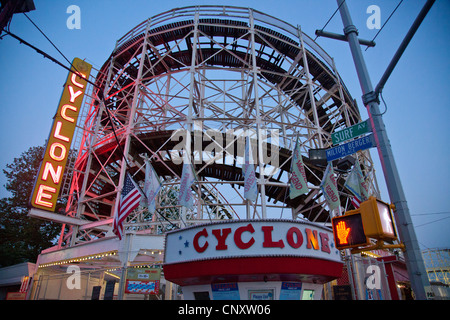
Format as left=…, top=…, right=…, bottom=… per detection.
left=30, top=58, right=92, bottom=212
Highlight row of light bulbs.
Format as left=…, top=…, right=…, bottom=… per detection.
left=38, top=250, right=164, bottom=268
left=38, top=251, right=118, bottom=268
left=105, top=263, right=163, bottom=272
left=142, top=250, right=163, bottom=255
left=132, top=262, right=163, bottom=269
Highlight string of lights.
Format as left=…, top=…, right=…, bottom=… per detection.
left=37, top=250, right=165, bottom=268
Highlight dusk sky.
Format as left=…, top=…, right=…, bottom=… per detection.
left=0, top=0, right=449, bottom=250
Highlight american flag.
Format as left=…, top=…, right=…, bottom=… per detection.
left=352, top=195, right=361, bottom=209
left=113, top=173, right=142, bottom=240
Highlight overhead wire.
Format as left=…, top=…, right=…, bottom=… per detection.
left=411, top=211, right=450, bottom=216
left=4, top=26, right=180, bottom=228
left=15, top=13, right=181, bottom=228
left=376, top=90, right=388, bottom=116
left=365, top=0, right=404, bottom=51
left=314, top=0, right=346, bottom=41
left=366, top=1, right=405, bottom=115
left=18, top=12, right=133, bottom=171
left=23, top=12, right=72, bottom=66
left=412, top=211, right=450, bottom=228
left=415, top=216, right=450, bottom=228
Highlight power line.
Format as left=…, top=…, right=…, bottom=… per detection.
left=365, top=0, right=404, bottom=51
left=22, top=12, right=134, bottom=172
left=412, top=211, right=450, bottom=228
left=23, top=12, right=72, bottom=66
left=411, top=211, right=450, bottom=216
left=415, top=216, right=450, bottom=228
left=3, top=25, right=178, bottom=230
left=415, top=212, right=450, bottom=216
left=2, top=29, right=79, bottom=78
left=314, top=0, right=346, bottom=41
left=2, top=28, right=132, bottom=173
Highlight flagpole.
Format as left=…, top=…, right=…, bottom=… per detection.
left=288, top=134, right=299, bottom=220
left=148, top=153, right=157, bottom=234
left=178, top=131, right=196, bottom=227
left=245, top=133, right=251, bottom=220
left=189, top=145, right=201, bottom=221
left=244, top=133, right=258, bottom=217
left=331, top=164, right=340, bottom=219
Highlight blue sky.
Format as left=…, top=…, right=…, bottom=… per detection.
left=0, top=0, right=449, bottom=250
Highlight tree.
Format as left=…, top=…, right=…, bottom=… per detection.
left=0, top=145, right=61, bottom=267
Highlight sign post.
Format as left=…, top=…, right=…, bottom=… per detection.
left=336, top=0, right=433, bottom=299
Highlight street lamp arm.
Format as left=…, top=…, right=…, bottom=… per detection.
left=374, top=0, right=436, bottom=96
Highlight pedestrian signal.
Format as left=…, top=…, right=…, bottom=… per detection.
left=332, top=212, right=370, bottom=250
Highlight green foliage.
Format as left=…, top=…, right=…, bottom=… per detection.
left=0, top=145, right=61, bottom=267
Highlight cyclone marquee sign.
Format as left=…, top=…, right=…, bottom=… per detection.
left=165, top=219, right=341, bottom=263
left=163, top=219, right=343, bottom=285
left=30, top=58, right=92, bottom=212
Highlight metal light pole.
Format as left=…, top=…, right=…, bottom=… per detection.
left=336, top=0, right=433, bottom=300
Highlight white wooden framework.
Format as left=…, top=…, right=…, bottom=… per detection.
left=47, top=6, right=379, bottom=248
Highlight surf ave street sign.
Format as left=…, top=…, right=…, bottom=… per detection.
left=331, top=120, right=371, bottom=145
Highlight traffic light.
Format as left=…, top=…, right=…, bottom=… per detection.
left=331, top=212, right=370, bottom=250
left=358, top=196, right=397, bottom=241
left=332, top=197, right=398, bottom=251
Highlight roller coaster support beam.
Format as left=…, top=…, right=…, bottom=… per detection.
left=335, top=0, right=434, bottom=300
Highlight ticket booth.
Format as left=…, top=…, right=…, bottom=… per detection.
left=163, top=219, right=343, bottom=300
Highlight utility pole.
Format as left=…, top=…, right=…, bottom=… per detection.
left=333, top=0, right=434, bottom=299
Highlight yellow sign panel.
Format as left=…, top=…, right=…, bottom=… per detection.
left=30, top=58, right=92, bottom=211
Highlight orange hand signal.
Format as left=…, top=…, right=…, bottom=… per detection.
left=336, top=221, right=350, bottom=244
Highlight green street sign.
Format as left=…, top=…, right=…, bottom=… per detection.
left=331, top=120, right=371, bottom=145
